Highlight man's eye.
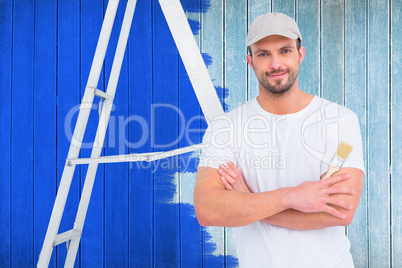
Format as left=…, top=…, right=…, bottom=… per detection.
left=282, top=49, right=291, bottom=54
left=258, top=53, right=268, bottom=57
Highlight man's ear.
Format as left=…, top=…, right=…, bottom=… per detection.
left=299, top=46, right=306, bottom=65
left=246, top=55, right=254, bottom=71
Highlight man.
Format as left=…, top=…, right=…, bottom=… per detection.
left=193, top=12, right=365, bottom=267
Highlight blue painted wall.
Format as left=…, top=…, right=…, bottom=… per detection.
left=0, top=0, right=401, bottom=267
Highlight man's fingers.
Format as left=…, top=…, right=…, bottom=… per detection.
left=218, top=168, right=236, bottom=184
left=220, top=164, right=238, bottom=178
left=326, top=197, right=353, bottom=211
left=324, top=185, right=355, bottom=195
left=324, top=206, right=346, bottom=219
left=227, top=161, right=241, bottom=175
left=220, top=177, right=234, bottom=190
left=227, top=161, right=235, bottom=169
left=323, top=173, right=350, bottom=186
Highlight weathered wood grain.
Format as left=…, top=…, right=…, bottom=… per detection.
left=33, top=0, right=57, bottom=266
left=153, top=0, right=180, bottom=266
left=56, top=0, right=81, bottom=266
left=79, top=1, right=105, bottom=266
left=322, top=0, right=344, bottom=103
left=344, top=0, right=369, bottom=266
left=298, top=0, right=320, bottom=96
left=0, top=0, right=12, bottom=266
left=104, top=0, right=129, bottom=265
left=127, top=0, right=154, bottom=266
left=12, top=0, right=34, bottom=266
left=391, top=0, right=402, bottom=266
left=368, top=0, right=391, bottom=266
left=201, top=0, right=226, bottom=266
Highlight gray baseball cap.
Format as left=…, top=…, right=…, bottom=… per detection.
left=247, top=12, right=302, bottom=47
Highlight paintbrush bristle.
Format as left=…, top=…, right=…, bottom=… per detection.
left=335, top=142, right=353, bottom=160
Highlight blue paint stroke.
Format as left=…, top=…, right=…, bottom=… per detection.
left=215, top=86, right=230, bottom=112
left=203, top=228, right=239, bottom=267
left=202, top=53, right=213, bottom=67
left=178, top=155, right=239, bottom=267
left=181, top=0, right=211, bottom=13
left=188, top=18, right=201, bottom=35
left=180, top=202, right=239, bottom=268
left=154, top=0, right=236, bottom=265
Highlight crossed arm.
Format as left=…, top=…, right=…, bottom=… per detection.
left=193, top=164, right=363, bottom=229
left=216, top=162, right=364, bottom=230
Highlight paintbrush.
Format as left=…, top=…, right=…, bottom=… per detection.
left=322, top=142, right=353, bottom=180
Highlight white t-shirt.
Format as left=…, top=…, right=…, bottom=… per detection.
left=198, top=96, right=365, bottom=267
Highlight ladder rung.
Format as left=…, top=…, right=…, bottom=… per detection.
left=66, top=143, right=204, bottom=165
left=53, top=229, right=82, bottom=247
left=92, top=88, right=113, bottom=101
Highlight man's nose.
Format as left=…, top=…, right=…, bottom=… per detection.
left=269, top=54, right=282, bottom=70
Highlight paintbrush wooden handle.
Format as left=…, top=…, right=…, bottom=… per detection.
left=322, top=142, right=352, bottom=180
left=322, top=165, right=340, bottom=180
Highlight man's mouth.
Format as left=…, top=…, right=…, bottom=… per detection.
left=267, top=71, right=288, bottom=80
left=269, top=72, right=287, bottom=79
left=267, top=69, right=289, bottom=80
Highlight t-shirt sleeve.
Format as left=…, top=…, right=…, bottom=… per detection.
left=198, top=119, right=236, bottom=170
left=320, top=111, right=365, bottom=176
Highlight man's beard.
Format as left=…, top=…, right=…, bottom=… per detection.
left=258, top=67, right=299, bottom=96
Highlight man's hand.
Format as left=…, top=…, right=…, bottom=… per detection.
left=218, top=161, right=251, bottom=193
left=218, top=161, right=354, bottom=219
left=286, top=174, right=354, bottom=219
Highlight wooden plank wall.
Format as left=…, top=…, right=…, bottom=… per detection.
left=0, top=0, right=400, bottom=267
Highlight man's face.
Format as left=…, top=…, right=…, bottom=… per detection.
left=247, top=35, right=305, bottom=96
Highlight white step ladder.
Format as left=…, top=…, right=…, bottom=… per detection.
left=37, top=0, right=223, bottom=267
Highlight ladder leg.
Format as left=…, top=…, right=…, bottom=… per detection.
left=63, top=0, right=138, bottom=266
left=63, top=162, right=101, bottom=267
left=158, top=0, right=224, bottom=121
left=37, top=166, right=77, bottom=267
left=37, top=1, right=120, bottom=267
left=64, top=237, right=81, bottom=267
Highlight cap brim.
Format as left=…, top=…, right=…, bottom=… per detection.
left=247, top=30, right=299, bottom=47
